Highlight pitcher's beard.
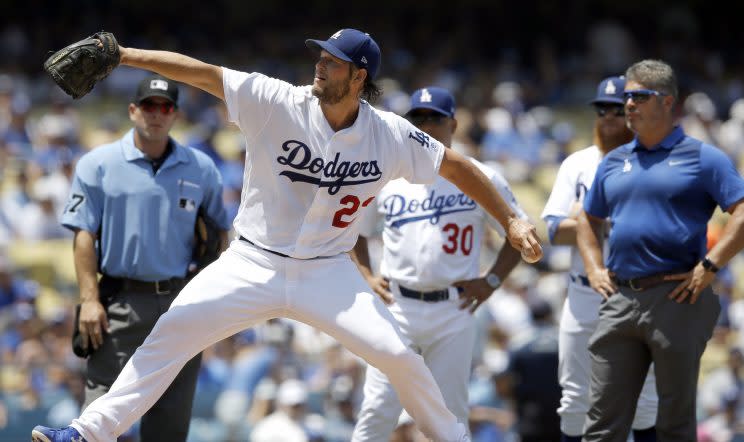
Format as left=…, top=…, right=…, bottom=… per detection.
left=312, top=81, right=351, bottom=105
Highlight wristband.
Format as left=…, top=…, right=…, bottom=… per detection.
left=702, top=257, right=720, bottom=273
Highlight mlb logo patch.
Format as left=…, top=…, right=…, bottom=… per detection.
left=150, top=79, right=169, bottom=91
left=179, top=198, right=196, bottom=212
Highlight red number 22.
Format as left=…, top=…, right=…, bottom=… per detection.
left=332, top=195, right=375, bottom=228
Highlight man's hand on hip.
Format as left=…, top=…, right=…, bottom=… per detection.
left=587, top=267, right=617, bottom=300
left=455, top=277, right=494, bottom=314
left=668, top=264, right=716, bottom=304
left=366, top=275, right=393, bottom=305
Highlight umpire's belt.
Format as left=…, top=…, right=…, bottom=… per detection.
left=398, top=285, right=450, bottom=302
left=110, top=277, right=185, bottom=295
left=570, top=273, right=591, bottom=287
left=612, top=272, right=686, bottom=292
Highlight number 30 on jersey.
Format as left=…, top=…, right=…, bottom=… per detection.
left=442, top=223, right=473, bottom=255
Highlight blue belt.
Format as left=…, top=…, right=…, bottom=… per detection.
left=570, top=273, right=591, bottom=287
left=398, top=285, right=450, bottom=302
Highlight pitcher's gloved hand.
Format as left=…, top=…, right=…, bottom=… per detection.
left=43, top=31, right=120, bottom=99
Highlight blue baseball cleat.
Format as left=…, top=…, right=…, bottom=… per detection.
left=31, top=425, right=86, bottom=442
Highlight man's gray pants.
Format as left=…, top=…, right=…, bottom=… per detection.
left=582, top=281, right=720, bottom=442
left=82, top=288, right=202, bottom=442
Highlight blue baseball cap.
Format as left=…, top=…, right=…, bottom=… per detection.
left=590, top=76, right=626, bottom=105
left=305, top=29, right=381, bottom=80
left=406, top=87, right=456, bottom=117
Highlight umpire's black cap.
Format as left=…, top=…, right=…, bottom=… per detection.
left=134, top=75, right=179, bottom=104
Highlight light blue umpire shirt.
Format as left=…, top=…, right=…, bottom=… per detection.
left=583, top=126, right=744, bottom=280
left=60, top=129, right=231, bottom=281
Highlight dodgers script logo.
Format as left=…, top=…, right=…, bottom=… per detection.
left=277, top=140, right=382, bottom=195
left=383, top=190, right=477, bottom=228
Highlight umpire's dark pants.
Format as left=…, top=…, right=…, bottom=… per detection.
left=582, top=281, right=720, bottom=442
left=83, top=281, right=202, bottom=442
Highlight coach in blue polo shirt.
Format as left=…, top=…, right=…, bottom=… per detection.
left=576, top=59, right=744, bottom=442
left=60, top=74, right=230, bottom=442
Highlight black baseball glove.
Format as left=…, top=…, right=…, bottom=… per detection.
left=43, top=31, right=120, bottom=99
left=189, top=208, right=222, bottom=277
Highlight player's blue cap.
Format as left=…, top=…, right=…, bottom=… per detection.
left=406, top=87, right=456, bottom=117
left=305, top=28, right=381, bottom=80
left=590, top=76, right=626, bottom=105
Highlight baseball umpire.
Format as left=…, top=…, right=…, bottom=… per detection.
left=62, top=74, right=230, bottom=442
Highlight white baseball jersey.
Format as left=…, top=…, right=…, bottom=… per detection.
left=541, top=145, right=607, bottom=275
left=223, top=68, right=444, bottom=259
left=361, top=158, right=526, bottom=291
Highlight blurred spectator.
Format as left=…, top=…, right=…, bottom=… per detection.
left=3, top=93, right=32, bottom=156
left=681, top=92, right=722, bottom=147
left=250, top=378, right=312, bottom=442
left=211, top=321, right=295, bottom=438
left=0, top=162, right=33, bottom=242
left=37, top=149, right=75, bottom=214
left=485, top=266, right=535, bottom=343
left=0, top=255, right=38, bottom=310
left=586, top=21, right=637, bottom=76
left=323, top=375, right=357, bottom=442
left=467, top=365, right=516, bottom=442
left=700, top=347, right=744, bottom=419
left=15, top=177, right=71, bottom=241
left=31, top=113, right=82, bottom=176
left=503, top=299, right=561, bottom=442
left=0, top=74, right=15, bottom=132
left=718, top=98, right=744, bottom=159
left=698, top=387, right=744, bottom=442
left=186, top=106, right=225, bottom=168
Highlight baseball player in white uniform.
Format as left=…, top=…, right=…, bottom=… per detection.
left=541, top=76, right=658, bottom=442
left=350, top=87, right=528, bottom=441
left=32, top=29, right=542, bottom=442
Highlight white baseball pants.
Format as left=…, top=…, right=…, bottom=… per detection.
left=352, top=289, right=475, bottom=441
left=558, top=281, right=658, bottom=435
left=71, top=239, right=469, bottom=442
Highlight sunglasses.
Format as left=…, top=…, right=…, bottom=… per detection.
left=594, top=105, right=625, bottom=117
left=407, top=113, right=448, bottom=126
left=623, top=89, right=667, bottom=104
left=138, top=100, right=176, bottom=115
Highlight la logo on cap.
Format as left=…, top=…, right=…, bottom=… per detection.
left=604, top=80, right=616, bottom=94
left=150, top=79, right=168, bottom=91
left=420, top=88, right=432, bottom=103
left=331, top=30, right=343, bottom=39
left=360, top=56, right=367, bottom=65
